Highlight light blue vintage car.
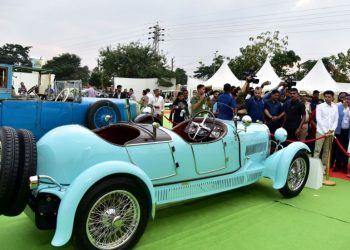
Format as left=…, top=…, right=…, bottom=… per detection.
left=0, top=111, right=310, bottom=250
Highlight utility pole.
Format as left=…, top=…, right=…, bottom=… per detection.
left=148, top=22, right=165, bottom=53
left=213, top=50, right=219, bottom=74
left=171, top=57, right=175, bottom=71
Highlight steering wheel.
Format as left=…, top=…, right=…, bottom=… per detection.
left=27, top=86, right=39, bottom=99
left=186, top=110, right=215, bottom=142
left=55, top=88, right=71, bottom=102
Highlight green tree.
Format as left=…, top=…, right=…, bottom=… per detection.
left=294, top=54, right=350, bottom=82
left=229, top=31, right=288, bottom=79
left=294, top=59, right=316, bottom=80
left=0, top=43, right=32, bottom=66
left=89, top=67, right=102, bottom=88
left=99, top=42, right=175, bottom=86
left=174, top=68, right=187, bottom=85
left=193, top=55, right=226, bottom=80
left=327, top=50, right=350, bottom=82
left=43, top=53, right=90, bottom=82
left=270, top=50, right=301, bottom=78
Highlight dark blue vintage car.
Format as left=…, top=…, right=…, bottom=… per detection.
left=0, top=63, right=159, bottom=139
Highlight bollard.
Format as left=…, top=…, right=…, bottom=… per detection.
left=323, top=133, right=336, bottom=186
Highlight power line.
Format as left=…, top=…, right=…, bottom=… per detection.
left=165, top=2, right=350, bottom=30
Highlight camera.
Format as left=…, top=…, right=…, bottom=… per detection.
left=284, top=77, right=297, bottom=88
left=205, top=87, right=214, bottom=97
left=244, top=70, right=259, bottom=84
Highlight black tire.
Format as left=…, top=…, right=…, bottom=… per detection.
left=0, top=127, right=20, bottom=215
left=87, top=100, right=122, bottom=129
left=72, top=177, right=149, bottom=250
left=134, top=114, right=163, bottom=126
left=4, top=129, right=37, bottom=216
left=279, top=150, right=309, bottom=198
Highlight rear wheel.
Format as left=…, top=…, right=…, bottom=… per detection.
left=279, top=151, right=309, bottom=198
left=87, top=100, right=121, bottom=129
left=72, top=177, right=149, bottom=250
left=0, top=127, right=20, bottom=215
left=4, top=129, right=37, bottom=216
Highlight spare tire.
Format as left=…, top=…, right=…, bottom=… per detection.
left=4, top=129, right=37, bottom=216
left=0, top=127, right=20, bottom=215
left=87, top=100, right=121, bottom=129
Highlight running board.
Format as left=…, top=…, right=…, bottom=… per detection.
left=154, top=170, right=263, bottom=205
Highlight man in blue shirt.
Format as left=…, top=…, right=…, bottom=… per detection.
left=217, top=83, right=237, bottom=120
left=264, top=89, right=285, bottom=133
left=246, top=87, right=265, bottom=122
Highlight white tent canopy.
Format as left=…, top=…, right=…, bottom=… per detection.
left=256, top=60, right=281, bottom=90
left=187, top=77, right=204, bottom=97
left=203, top=62, right=241, bottom=89
left=297, top=59, right=340, bottom=92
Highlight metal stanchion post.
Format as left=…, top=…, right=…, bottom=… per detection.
left=323, top=133, right=336, bottom=186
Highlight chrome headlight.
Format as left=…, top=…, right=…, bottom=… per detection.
left=274, top=128, right=288, bottom=143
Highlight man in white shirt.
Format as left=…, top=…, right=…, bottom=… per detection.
left=150, top=88, right=164, bottom=120
left=314, top=90, right=339, bottom=167
left=146, top=88, right=154, bottom=103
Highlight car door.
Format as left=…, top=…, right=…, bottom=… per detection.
left=127, top=142, right=177, bottom=180
left=191, top=139, right=227, bottom=174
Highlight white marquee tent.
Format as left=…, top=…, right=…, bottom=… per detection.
left=297, top=59, right=340, bottom=92
left=256, top=60, right=281, bottom=90
left=187, top=76, right=204, bottom=96
left=203, top=62, right=241, bottom=89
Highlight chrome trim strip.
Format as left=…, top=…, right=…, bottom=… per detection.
left=126, top=140, right=173, bottom=146
left=150, top=172, right=177, bottom=181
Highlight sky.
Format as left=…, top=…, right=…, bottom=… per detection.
left=1, top=0, right=349, bottom=76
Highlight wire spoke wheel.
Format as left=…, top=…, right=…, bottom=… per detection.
left=86, top=190, right=141, bottom=250
left=287, top=157, right=307, bottom=191
left=279, top=151, right=309, bottom=198
left=93, top=106, right=117, bottom=128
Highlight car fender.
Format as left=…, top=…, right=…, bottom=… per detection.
left=262, top=142, right=310, bottom=189
left=51, top=161, right=155, bottom=247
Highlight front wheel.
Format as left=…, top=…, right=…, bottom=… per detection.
left=72, top=178, right=149, bottom=250
left=279, top=151, right=309, bottom=198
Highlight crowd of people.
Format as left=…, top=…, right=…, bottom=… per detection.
left=168, top=80, right=349, bottom=177
left=86, top=81, right=350, bottom=177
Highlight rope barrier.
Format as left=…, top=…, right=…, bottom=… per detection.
left=270, top=133, right=328, bottom=143
left=334, top=136, right=350, bottom=157
left=163, top=114, right=178, bottom=125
